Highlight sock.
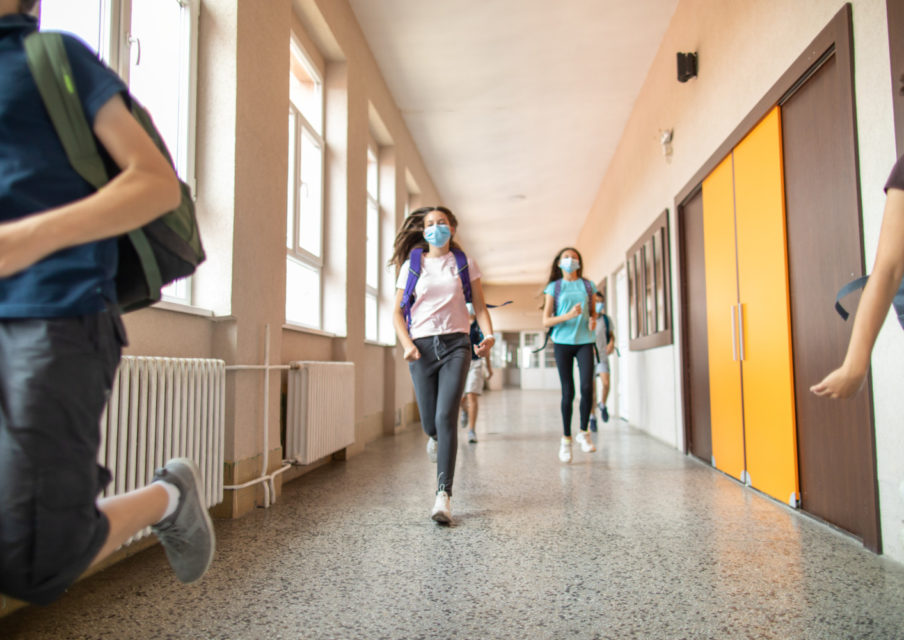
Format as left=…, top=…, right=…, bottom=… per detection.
left=153, top=480, right=182, bottom=522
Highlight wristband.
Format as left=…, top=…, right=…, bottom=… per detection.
left=483, top=334, right=495, bottom=341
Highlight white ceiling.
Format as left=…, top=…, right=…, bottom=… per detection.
left=348, top=0, right=679, bottom=285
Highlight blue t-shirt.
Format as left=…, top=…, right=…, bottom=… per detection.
left=0, top=14, right=126, bottom=318
left=544, top=278, right=598, bottom=345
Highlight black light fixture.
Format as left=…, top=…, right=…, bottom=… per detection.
left=677, top=52, right=697, bottom=82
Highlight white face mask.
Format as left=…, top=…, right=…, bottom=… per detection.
left=559, top=257, right=579, bottom=273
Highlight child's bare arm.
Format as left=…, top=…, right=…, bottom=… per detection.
left=0, top=94, right=180, bottom=278
left=811, top=188, right=904, bottom=398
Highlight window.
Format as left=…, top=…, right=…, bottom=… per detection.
left=626, top=209, right=672, bottom=350
left=365, top=143, right=380, bottom=341
left=40, top=0, right=201, bottom=306
left=286, top=38, right=325, bottom=328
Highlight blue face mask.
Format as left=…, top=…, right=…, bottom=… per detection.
left=424, top=223, right=451, bottom=247
left=596, top=302, right=605, bottom=314
left=559, top=257, right=579, bottom=273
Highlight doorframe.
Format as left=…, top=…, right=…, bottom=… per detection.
left=672, top=4, right=881, bottom=551
left=888, top=0, right=904, bottom=157
left=677, top=183, right=702, bottom=456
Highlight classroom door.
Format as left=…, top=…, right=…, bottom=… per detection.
left=701, top=108, right=799, bottom=505
left=780, top=52, right=880, bottom=549
left=679, top=188, right=712, bottom=463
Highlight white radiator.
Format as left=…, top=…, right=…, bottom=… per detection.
left=98, top=356, right=226, bottom=541
left=286, top=361, right=355, bottom=464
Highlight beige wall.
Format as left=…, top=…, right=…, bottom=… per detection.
left=575, top=0, right=902, bottom=561
left=122, top=0, right=440, bottom=517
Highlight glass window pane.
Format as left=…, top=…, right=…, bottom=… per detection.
left=161, top=276, right=189, bottom=304
left=290, top=40, right=321, bottom=133
left=287, top=111, right=296, bottom=250
left=654, top=229, right=666, bottom=332
left=365, top=293, right=378, bottom=342
left=39, top=0, right=103, bottom=55
left=645, top=241, right=656, bottom=334
left=286, top=258, right=320, bottom=327
left=366, top=199, right=378, bottom=289
left=128, top=0, right=186, bottom=177
left=367, top=148, right=378, bottom=199
left=298, top=128, right=322, bottom=257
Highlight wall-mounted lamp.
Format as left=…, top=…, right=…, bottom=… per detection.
left=677, top=52, right=697, bottom=82
left=660, top=128, right=674, bottom=160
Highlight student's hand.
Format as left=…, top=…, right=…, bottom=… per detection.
left=606, top=343, right=615, bottom=356
left=474, top=336, right=495, bottom=358
left=568, top=303, right=582, bottom=319
left=589, top=316, right=597, bottom=331
left=403, top=343, right=421, bottom=361
left=810, top=364, right=866, bottom=399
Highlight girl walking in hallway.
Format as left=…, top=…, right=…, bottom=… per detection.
left=542, top=248, right=598, bottom=463
left=391, top=207, right=495, bottom=523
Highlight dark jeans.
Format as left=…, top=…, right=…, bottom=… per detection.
left=408, top=333, right=470, bottom=496
left=553, top=342, right=594, bottom=437
left=0, top=310, right=125, bottom=605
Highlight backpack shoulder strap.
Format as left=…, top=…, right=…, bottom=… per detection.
left=553, top=278, right=562, bottom=310
left=400, top=248, right=423, bottom=328
left=23, top=32, right=108, bottom=189
left=451, top=247, right=471, bottom=302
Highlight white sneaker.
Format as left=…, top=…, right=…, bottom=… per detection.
left=426, top=437, right=437, bottom=463
left=558, top=437, right=572, bottom=463
left=576, top=430, right=596, bottom=453
left=467, top=429, right=477, bottom=443
left=431, top=491, right=452, bottom=524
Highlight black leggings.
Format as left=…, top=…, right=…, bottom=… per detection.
left=408, top=333, right=471, bottom=496
left=553, top=342, right=595, bottom=437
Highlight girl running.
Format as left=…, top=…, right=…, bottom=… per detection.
left=542, top=247, right=598, bottom=463
left=391, top=206, right=495, bottom=523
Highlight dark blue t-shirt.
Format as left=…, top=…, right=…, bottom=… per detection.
left=0, top=14, right=126, bottom=317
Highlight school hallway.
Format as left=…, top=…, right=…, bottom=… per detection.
left=1, top=389, right=902, bottom=640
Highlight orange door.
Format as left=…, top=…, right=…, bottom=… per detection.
left=733, top=107, right=799, bottom=506
left=701, top=155, right=745, bottom=481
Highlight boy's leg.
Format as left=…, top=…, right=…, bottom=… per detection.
left=0, top=313, right=122, bottom=605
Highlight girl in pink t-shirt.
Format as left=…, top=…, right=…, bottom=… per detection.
left=390, top=206, right=495, bottom=524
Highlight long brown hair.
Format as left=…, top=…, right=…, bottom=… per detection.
left=388, top=206, right=461, bottom=270
left=545, top=247, right=584, bottom=285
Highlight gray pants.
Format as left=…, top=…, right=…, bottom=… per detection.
left=409, top=333, right=470, bottom=496
left=0, top=310, right=125, bottom=605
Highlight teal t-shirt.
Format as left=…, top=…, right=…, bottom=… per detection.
left=543, top=278, right=597, bottom=345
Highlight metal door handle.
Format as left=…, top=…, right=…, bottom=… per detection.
left=731, top=305, right=737, bottom=361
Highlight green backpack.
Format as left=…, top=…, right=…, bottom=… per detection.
left=24, top=32, right=205, bottom=313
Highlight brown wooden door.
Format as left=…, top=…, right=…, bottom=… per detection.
left=679, top=188, right=712, bottom=463
left=781, top=53, right=881, bottom=551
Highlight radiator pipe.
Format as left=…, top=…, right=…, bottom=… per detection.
left=222, top=325, right=296, bottom=507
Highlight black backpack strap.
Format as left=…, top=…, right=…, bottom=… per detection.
left=834, top=276, right=869, bottom=321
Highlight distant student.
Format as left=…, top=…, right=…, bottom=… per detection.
left=0, top=0, right=214, bottom=605
left=542, top=247, right=598, bottom=463
left=811, top=153, right=904, bottom=399
left=589, top=290, right=615, bottom=431
left=391, top=207, right=495, bottom=524
left=460, top=303, right=493, bottom=444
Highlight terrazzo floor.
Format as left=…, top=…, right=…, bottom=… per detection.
left=3, top=389, right=904, bottom=639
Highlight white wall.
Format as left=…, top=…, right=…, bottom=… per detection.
left=577, top=0, right=902, bottom=561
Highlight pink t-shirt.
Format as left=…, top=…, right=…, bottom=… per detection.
left=396, top=251, right=481, bottom=340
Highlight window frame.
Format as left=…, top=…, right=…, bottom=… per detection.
left=364, top=140, right=380, bottom=342
left=285, top=35, right=326, bottom=329
left=626, top=209, right=673, bottom=350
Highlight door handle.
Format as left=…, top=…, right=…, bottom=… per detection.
left=737, top=303, right=745, bottom=361
left=731, top=305, right=738, bottom=361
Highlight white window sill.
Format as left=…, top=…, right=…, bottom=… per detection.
left=364, top=339, right=396, bottom=348
left=152, top=300, right=216, bottom=318
left=282, top=323, right=337, bottom=338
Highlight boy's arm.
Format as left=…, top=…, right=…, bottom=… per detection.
left=0, top=94, right=180, bottom=278
left=811, top=188, right=904, bottom=398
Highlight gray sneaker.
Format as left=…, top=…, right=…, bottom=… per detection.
left=151, top=458, right=216, bottom=583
